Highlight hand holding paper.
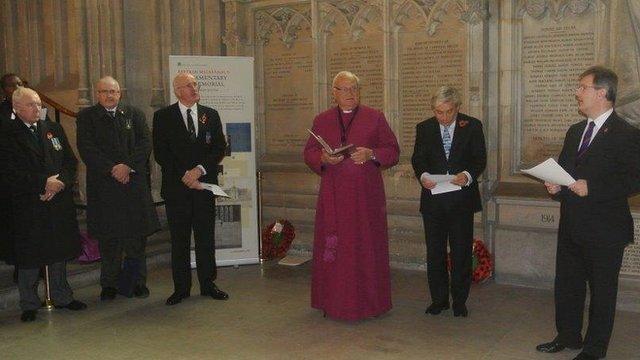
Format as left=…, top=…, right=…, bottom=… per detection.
left=425, top=174, right=462, bottom=195
left=521, top=158, right=575, bottom=186
left=200, top=182, right=230, bottom=198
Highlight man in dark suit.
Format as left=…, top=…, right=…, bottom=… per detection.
left=536, top=67, right=640, bottom=360
left=153, top=72, right=228, bottom=306
left=0, top=74, right=24, bottom=272
left=0, top=73, right=23, bottom=119
left=411, top=86, right=486, bottom=318
left=77, top=76, right=160, bottom=301
left=0, top=87, right=86, bottom=322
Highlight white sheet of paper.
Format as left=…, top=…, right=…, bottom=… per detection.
left=521, top=158, right=576, bottom=186
left=427, top=174, right=462, bottom=195
left=200, top=182, right=230, bottom=197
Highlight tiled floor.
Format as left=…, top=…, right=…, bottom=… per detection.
left=0, top=262, right=638, bottom=359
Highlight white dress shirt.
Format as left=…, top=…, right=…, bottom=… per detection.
left=578, top=107, right=613, bottom=150
left=420, top=120, right=473, bottom=187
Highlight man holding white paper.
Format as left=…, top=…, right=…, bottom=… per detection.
left=411, top=86, right=486, bottom=318
left=536, top=66, right=640, bottom=360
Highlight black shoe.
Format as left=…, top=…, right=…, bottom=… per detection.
left=536, top=339, right=582, bottom=353
left=425, top=302, right=449, bottom=315
left=100, top=287, right=117, bottom=301
left=452, top=304, right=468, bottom=317
left=133, top=285, right=150, bottom=298
left=573, top=352, right=599, bottom=360
left=20, top=310, right=37, bottom=322
left=202, top=283, right=229, bottom=300
left=55, top=300, right=87, bottom=311
left=165, top=292, right=190, bottom=306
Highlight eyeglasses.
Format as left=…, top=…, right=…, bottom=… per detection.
left=575, top=85, right=602, bottom=92
left=97, top=89, right=120, bottom=95
left=334, top=86, right=358, bottom=94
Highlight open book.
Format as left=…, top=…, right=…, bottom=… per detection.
left=307, top=129, right=354, bottom=156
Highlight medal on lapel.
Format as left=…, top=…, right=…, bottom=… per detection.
left=47, top=131, right=62, bottom=151
left=119, top=110, right=132, bottom=130
left=199, top=113, right=208, bottom=125
left=206, top=131, right=212, bottom=144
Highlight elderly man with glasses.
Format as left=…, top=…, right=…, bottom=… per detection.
left=0, top=87, right=87, bottom=322
left=303, top=71, right=400, bottom=321
left=77, top=76, right=159, bottom=301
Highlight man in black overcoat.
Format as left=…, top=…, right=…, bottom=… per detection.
left=77, top=76, right=159, bottom=300
left=411, top=86, right=487, bottom=318
left=536, top=67, right=640, bottom=360
left=0, top=87, right=86, bottom=322
left=153, top=72, right=228, bottom=306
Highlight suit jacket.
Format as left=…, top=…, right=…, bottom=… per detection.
left=0, top=117, right=80, bottom=268
left=152, top=102, right=226, bottom=202
left=77, top=103, right=159, bottom=239
left=556, top=111, right=640, bottom=247
left=411, top=113, right=487, bottom=215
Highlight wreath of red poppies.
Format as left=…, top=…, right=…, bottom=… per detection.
left=261, top=220, right=295, bottom=260
left=447, top=239, right=493, bottom=283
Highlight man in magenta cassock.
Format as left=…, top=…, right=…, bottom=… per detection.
left=303, top=71, right=399, bottom=321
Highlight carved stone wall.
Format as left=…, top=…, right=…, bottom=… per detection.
left=231, top=0, right=489, bottom=265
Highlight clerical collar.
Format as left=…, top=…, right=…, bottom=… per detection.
left=342, top=109, right=353, bottom=113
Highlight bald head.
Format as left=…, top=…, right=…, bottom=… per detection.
left=173, top=72, right=200, bottom=107
left=95, top=76, right=121, bottom=109
left=12, top=87, right=42, bottom=124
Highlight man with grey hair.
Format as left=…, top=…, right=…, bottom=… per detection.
left=0, top=87, right=86, bottom=322
left=303, top=71, right=399, bottom=321
left=411, top=86, right=486, bottom=318
left=536, top=66, right=640, bottom=360
left=77, top=76, right=159, bottom=301
left=153, top=72, right=228, bottom=306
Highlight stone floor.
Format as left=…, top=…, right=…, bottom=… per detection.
left=0, top=262, right=638, bottom=360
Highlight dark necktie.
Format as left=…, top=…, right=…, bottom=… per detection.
left=186, top=108, right=196, bottom=141
left=108, top=110, right=115, bottom=118
left=29, top=124, right=42, bottom=146
left=577, top=121, right=595, bottom=158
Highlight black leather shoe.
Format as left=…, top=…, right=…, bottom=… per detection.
left=20, top=310, right=37, bottom=322
left=202, top=283, right=229, bottom=300
left=100, top=287, right=117, bottom=301
left=425, top=302, right=449, bottom=315
left=55, top=300, right=87, bottom=311
left=165, top=292, right=190, bottom=306
left=453, top=304, right=468, bottom=317
left=134, top=285, right=150, bottom=298
left=536, top=339, right=582, bottom=353
left=573, top=352, right=599, bottom=360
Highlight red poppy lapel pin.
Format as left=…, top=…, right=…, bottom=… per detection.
left=199, top=113, right=208, bottom=125
left=603, top=126, right=609, bottom=134
left=459, top=120, right=469, bottom=128
left=46, top=131, right=54, bottom=140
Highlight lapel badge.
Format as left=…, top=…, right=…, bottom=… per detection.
left=125, top=118, right=132, bottom=130
left=458, top=120, right=468, bottom=128
left=199, top=113, right=208, bottom=125
left=206, top=131, right=212, bottom=144
left=46, top=131, right=54, bottom=140
left=603, top=126, right=609, bottom=134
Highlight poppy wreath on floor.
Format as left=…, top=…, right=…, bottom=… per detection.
left=446, top=239, right=493, bottom=283
left=261, top=219, right=295, bottom=260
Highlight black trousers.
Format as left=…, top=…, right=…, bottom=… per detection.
left=18, top=261, right=73, bottom=311
left=554, top=237, right=625, bottom=358
left=98, top=236, right=147, bottom=288
left=166, top=193, right=216, bottom=295
left=422, top=204, right=474, bottom=306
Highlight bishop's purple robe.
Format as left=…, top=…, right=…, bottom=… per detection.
left=303, top=105, right=400, bottom=321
